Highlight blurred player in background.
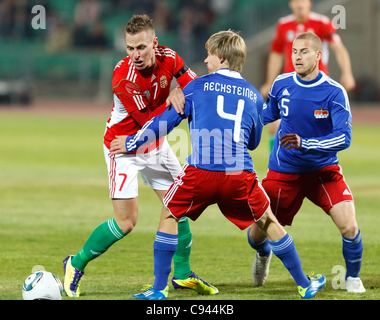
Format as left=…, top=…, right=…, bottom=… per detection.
left=111, top=30, right=326, bottom=300
left=63, top=14, right=218, bottom=297
left=260, top=0, right=355, bottom=151
left=249, top=32, right=365, bottom=293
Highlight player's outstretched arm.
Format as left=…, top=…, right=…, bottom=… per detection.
left=166, top=87, right=186, bottom=115
left=110, top=103, right=188, bottom=155
left=110, top=135, right=129, bottom=153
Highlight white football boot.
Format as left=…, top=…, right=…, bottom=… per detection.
left=252, top=251, right=272, bottom=287
left=346, top=276, right=366, bottom=293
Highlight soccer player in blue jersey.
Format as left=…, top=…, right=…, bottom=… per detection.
left=110, top=30, right=326, bottom=300
left=248, top=32, right=365, bottom=293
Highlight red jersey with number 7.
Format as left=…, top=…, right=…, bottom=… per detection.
left=103, top=45, right=197, bottom=149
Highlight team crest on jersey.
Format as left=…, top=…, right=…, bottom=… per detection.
left=287, top=30, right=294, bottom=41
left=160, top=75, right=168, bottom=88
left=314, top=107, right=329, bottom=119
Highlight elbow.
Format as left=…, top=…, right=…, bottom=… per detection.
left=346, top=135, right=352, bottom=148
left=345, top=127, right=352, bottom=148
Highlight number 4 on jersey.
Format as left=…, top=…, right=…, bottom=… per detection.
left=216, top=95, right=244, bottom=143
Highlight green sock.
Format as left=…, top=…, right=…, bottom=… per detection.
left=269, top=135, right=275, bottom=152
left=71, top=218, right=127, bottom=271
left=173, top=217, right=192, bottom=279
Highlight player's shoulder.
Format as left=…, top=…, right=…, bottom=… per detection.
left=268, top=72, right=295, bottom=97
left=181, top=72, right=208, bottom=92
left=273, top=72, right=295, bottom=86
left=308, top=11, right=332, bottom=24
left=324, top=75, right=348, bottom=96
left=155, top=45, right=177, bottom=61
left=112, top=57, right=142, bottom=93
left=277, top=14, right=296, bottom=26
left=113, top=56, right=136, bottom=81
left=187, top=72, right=216, bottom=87
left=113, top=56, right=131, bottom=73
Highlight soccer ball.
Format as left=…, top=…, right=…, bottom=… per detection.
left=22, top=271, right=63, bottom=300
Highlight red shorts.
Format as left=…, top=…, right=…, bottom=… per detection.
left=163, top=164, right=270, bottom=230
left=262, top=165, right=354, bottom=226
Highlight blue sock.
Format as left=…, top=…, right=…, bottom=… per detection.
left=247, top=227, right=271, bottom=257
left=342, top=230, right=363, bottom=279
left=269, top=233, right=310, bottom=288
left=153, top=232, right=178, bottom=291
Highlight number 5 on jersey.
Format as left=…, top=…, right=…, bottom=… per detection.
left=281, top=98, right=289, bottom=117
left=216, top=95, right=245, bottom=143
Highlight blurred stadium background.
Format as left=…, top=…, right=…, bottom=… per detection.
left=0, top=0, right=379, bottom=106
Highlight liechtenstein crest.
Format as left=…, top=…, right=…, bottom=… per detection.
left=314, top=107, right=329, bottom=119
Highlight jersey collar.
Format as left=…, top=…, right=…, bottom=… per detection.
left=216, top=68, right=243, bottom=79
left=293, top=71, right=327, bottom=87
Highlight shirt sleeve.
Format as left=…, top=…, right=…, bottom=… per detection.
left=270, top=22, right=284, bottom=54
left=323, top=19, right=338, bottom=43
left=263, top=81, right=281, bottom=124
left=113, top=76, right=169, bottom=127
left=173, top=52, right=198, bottom=89
left=247, top=94, right=265, bottom=151
left=300, top=89, right=352, bottom=153
left=125, top=81, right=195, bottom=152
left=112, top=76, right=148, bottom=114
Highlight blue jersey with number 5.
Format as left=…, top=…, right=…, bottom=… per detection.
left=264, top=71, right=352, bottom=173
left=125, top=69, right=264, bottom=172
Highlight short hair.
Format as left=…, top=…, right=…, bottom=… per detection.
left=205, top=30, right=247, bottom=73
left=125, top=14, right=155, bottom=36
left=294, top=32, right=323, bottom=52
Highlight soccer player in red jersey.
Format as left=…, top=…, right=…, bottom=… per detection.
left=260, top=0, right=355, bottom=150
left=63, top=14, right=218, bottom=297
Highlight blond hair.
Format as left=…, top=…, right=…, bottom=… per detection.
left=205, top=30, right=247, bottom=73
left=125, top=14, right=155, bottom=36
left=294, top=32, right=323, bottom=53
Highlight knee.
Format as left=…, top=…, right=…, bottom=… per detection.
left=114, top=214, right=138, bottom=234
left=330, top=202, right=358, bottom=239
left=113, top=199, right=138, bottom=234
left=249, top=223, right=267, bottom=243
left=117, top=218, right=137, bottom=234
left=340, top=221, right=358, bottom=239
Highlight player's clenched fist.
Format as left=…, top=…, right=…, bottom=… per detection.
left=279, top=133, right=301, bottom=150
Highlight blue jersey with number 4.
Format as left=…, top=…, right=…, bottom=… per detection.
left=125, top=69, right=264, bottom=172
left=264, top=71, right=352, bottom=173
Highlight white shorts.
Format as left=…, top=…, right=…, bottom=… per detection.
left=104, top=138, right=181, bottom=199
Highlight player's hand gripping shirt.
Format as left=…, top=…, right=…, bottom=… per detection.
left=125, top=69, right=264, bottom=172
left=103, top=46, right=197, bottom=149
left=271, top=12, right=338, bottom=74
left=264, top=71, right=352, bottom=173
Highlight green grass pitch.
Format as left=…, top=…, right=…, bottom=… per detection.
left=0, top=110, right=379, bottom=300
